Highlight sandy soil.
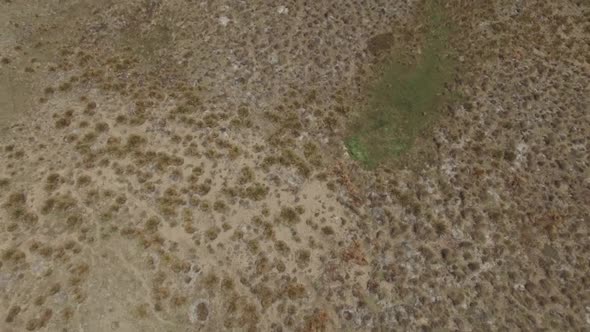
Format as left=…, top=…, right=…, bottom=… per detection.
left=1, top=0, right=589, bottom=331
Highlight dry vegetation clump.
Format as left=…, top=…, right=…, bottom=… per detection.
left=44, top=173, right=63, bottom=192
left=40, top=193, right=77, bottom=215
left=0, top=178, right=10, bottom=188
left=3, top=192, right=38, bottom=227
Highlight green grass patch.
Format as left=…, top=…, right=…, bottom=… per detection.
left=346, top=2, right=456, bottom=168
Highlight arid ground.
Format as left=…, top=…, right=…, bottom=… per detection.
left=1, top=0, right=589, bottom=331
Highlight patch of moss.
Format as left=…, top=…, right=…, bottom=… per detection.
left=346, top=1, right=456, bottom=168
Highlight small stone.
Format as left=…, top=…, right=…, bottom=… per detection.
left=277, top=6, right=289, bottom=14
left=219, top=16, right=230, bottom=26
left=269, top=52, right=279, bottom=64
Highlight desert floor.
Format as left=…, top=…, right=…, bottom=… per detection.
left=1, top=0, right=589, bottom=331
